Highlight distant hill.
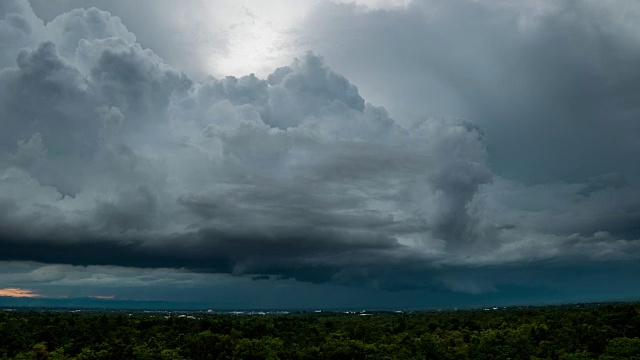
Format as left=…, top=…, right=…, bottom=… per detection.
left=0, top=296, right=211, bottom=311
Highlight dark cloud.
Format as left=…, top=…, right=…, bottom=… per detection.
left=84, top=37, right=192, bottom=119
left=301, top=0, right=640, bottom=183
left=0, top=41, right=94, bottom=156
left=1, top=0, right=640, bottom=303
left=0, top=0, right=44, bottom=67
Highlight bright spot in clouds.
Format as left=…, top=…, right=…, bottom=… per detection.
left=199, top=0, right=310, bottom=77
left=201, top=0, right=411, bottom=77
left=332, top=0, right=412, bottom=9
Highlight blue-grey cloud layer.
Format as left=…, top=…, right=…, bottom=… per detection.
left=1, top=0, right=640, bottom=300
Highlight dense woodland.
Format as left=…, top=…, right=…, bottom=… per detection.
left=2, top=303, right=640, bottom=359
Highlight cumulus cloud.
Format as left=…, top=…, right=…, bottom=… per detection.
left=0, top=0, right=44, bottom=67
left=27, top=0, right=308, bottom=79
left=300, top=0, right=640, bottom=183
left=0, top=0, right=639, bottom=298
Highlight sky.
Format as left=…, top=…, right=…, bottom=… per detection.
left=0, top=0, right=639, bottom=309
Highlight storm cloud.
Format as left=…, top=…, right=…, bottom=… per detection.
left=1, top=0, right=640, bottom=303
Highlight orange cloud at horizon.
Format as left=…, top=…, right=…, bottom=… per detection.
left=0, top=288, right=41, bottom=298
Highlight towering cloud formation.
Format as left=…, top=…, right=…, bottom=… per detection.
left=1, top=0, right=639, bottom=297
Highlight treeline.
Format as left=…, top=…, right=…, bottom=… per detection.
left=1, top=303, right=640, bottom=359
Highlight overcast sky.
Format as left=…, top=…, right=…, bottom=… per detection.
left=1, top=0, right=639, bottom=309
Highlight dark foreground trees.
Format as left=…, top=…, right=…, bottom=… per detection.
left=1, top=303, right=640, bottom=359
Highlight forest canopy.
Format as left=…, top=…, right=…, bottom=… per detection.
left=2, top=303, right=640, bottom=359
